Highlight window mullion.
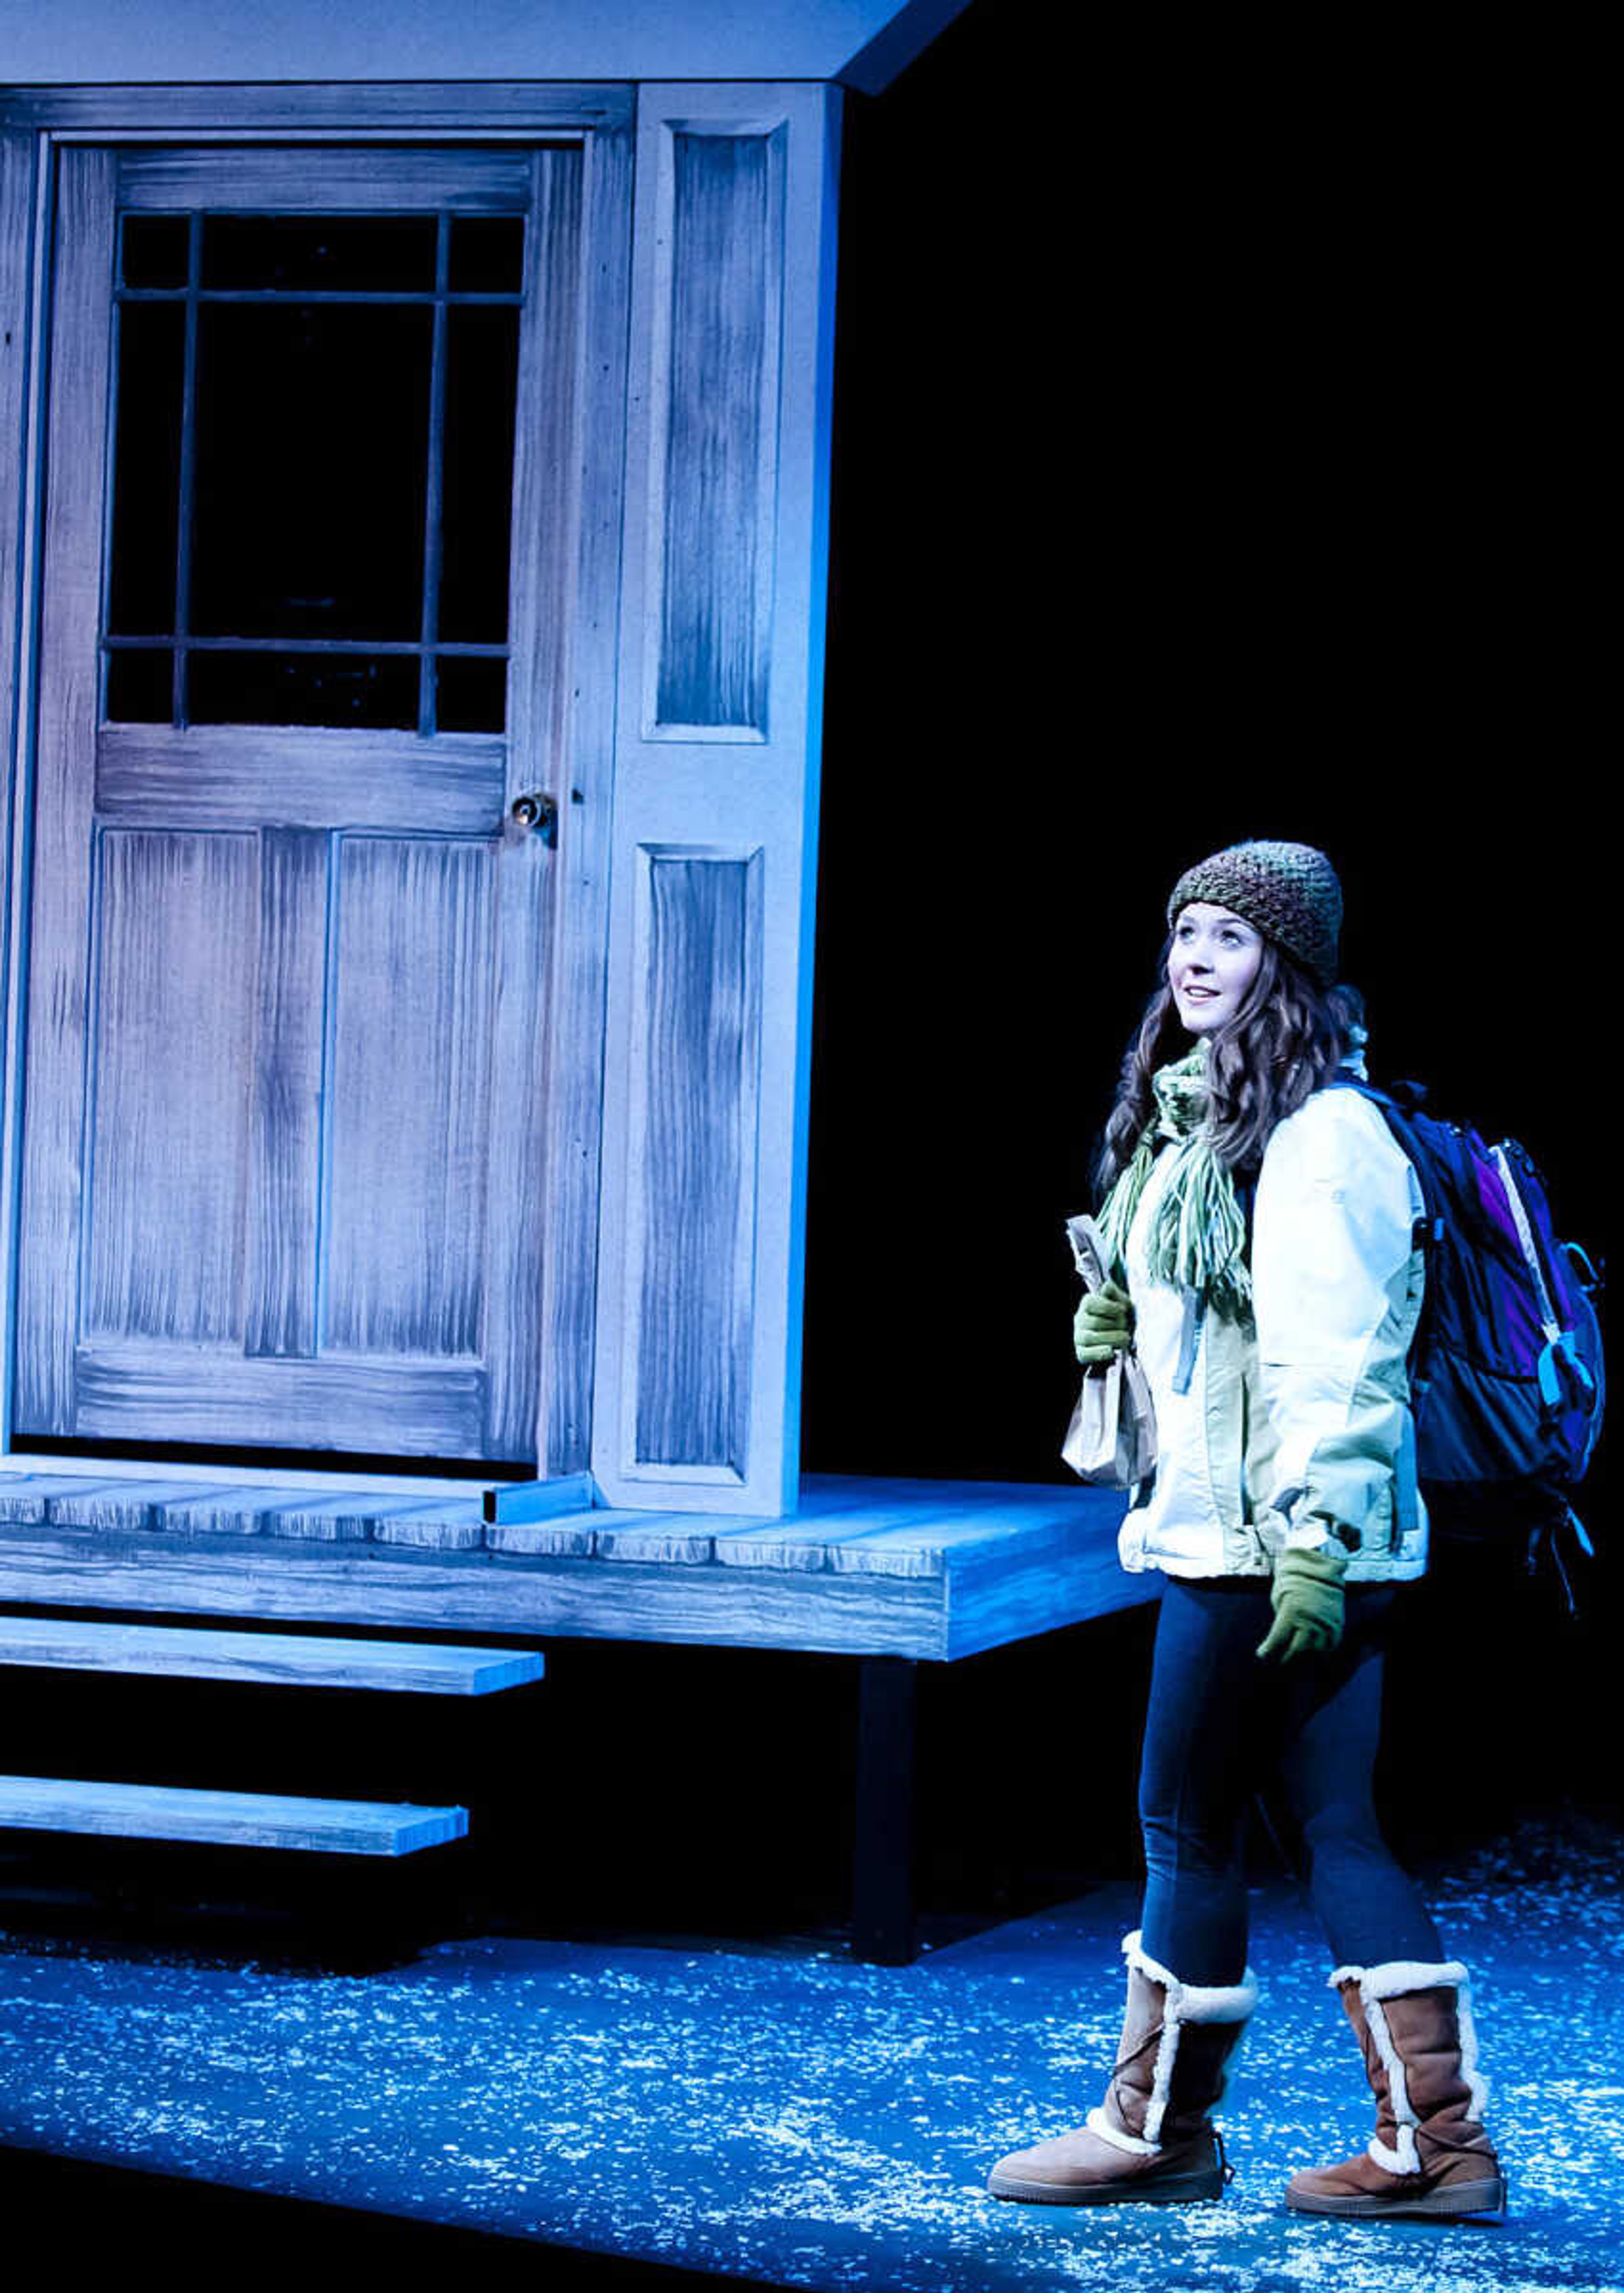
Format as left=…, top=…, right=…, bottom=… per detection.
left=417, top=213, right=451, bottom=736
left=171, top=213, right=203, bottom=728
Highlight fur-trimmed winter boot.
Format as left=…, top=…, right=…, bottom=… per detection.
left=1286, top=1959, right=1508, bottom=2220
left=987, top=1931, right=1256, bottom=2205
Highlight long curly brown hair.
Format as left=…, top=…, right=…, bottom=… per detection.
left=1093, top=942, right=1365, bottom=1200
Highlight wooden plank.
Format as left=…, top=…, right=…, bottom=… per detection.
left=484, top=1507, right=607, bottom=1558
left=0, top=130, right=44, bottom=1462
left=72, top=1346, right=485, bottom=1454
left=371, top=1503, right=486, bottom=1552
left=244, top=828, right=327, bottom=1359
left=0, top=140, right=36, bottom=1263
left=44, top=1480, right=239, bottom=1532
left=118, top=148, right=532, bottom=213
left=709, top=1485, right=980, bottom=1570
left=945, top=1546, right=1156, bottom=1663
left=96, top=725, right=505, bottom=835
left=534, top=109, right=632, bottom=1477
left=0, top=1615, right=543, bottom=1694
left=85, top=829, right=259, bottom=1346
left=256, top=1500, right=393, bottom=1544
left=627, top=848, right=763, bottom=1480
left=0, top=1774, right=466, bottom=1855
left=0, top=1524, right=947, bottom=1656
left=591, top=1521, right=719, bottom=1564
left=481, top=141, right=577, bottom=1464
left=481, top=1473, right=595, bottom=1526
left=12, top=149, right=118, bottom=1434
left=324, top=836, right=494, bottom=1363
left=0, top=1476, right=122, bottom=1524
left=647, top=124, right=785, bottom=738
left=823, top=1499, right=1122, bottom=1580
left=153, top=1488, right=374, bottom=1538
left=0, top=85, right=634, bottom=134
left=0, top=1451, right=512, bottom=1499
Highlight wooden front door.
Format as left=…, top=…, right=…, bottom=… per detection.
left=14, top=144, right=585, bottom=1466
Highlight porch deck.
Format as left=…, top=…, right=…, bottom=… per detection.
left=0, top=1470, right=1146, bottom=1661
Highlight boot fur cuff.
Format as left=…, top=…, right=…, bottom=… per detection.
left=1327, top=1958, right=1469, bottom=1998
left=1125, top=1931, right=1259, bottom=2023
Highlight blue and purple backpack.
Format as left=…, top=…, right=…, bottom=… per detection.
left=1328, top=1077, right=1605, bottom=1585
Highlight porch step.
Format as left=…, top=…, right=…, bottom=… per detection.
left=0, top=1615, right=544, bottom=1694
left=0, top=1774, right=467, bottom=1855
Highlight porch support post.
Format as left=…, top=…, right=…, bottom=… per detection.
left=851, top=1653, right=918, bottom=1966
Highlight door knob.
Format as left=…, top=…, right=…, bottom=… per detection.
left=508, top=791, right=558, bottom=846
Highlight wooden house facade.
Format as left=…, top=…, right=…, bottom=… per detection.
left=0, top=4, right=974, bottom=1541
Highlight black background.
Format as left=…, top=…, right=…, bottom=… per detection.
left=808, top=0, right=1606, bottom=1490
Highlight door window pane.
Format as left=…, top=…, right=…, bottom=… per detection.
left=448, top=217, right=525, bottom=295
left=106, top=649, right=175, bottom=724
left=439, top=305, right=519, bottom=644
left=202, top=215, right=439, bottom=294
left=107, top=301, right=185, bottom=637
left=434, top=656, right=507, bottom=733
left=120, top=214, right=189, bottom=291
left=191, top=303, right=432, bottom=643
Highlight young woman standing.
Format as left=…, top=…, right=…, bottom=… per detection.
left=988, top=839, right=1506, bottom=2220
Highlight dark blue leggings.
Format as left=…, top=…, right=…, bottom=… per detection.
left=1137, top=1574, right=1444, bottom=1985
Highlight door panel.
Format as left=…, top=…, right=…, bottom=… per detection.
left=85, top=828, right=259, bottom=1346
left=324, top=834, right=495, bottom=1359
left=15, top=143, right=579, bottom=1463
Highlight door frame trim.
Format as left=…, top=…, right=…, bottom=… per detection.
left=0, top=91, right=635, bottom=1475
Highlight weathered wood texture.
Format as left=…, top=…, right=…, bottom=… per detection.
left=535, top=114, right=633, bottom=1476
left=246, top=828, right=326, bottom=1357
left=326, top=836, right=494, bottom=1357
left=650, top=126, right=785, bottom=737
left=13, top=148, right=118, bottom=1434
left=0, top=1474, right=1146, bottom=1659
left=10, top=143, right=617, bottom=1467
left=0, top=1774, right=467, bottom=1854
left=70, top=1350, right=486, bottom=1453
left=483, top=1471, right=595, bottom=1525
left=0, top=131, right=41, bottom=1460
left=96, top=726, right=505, bottom=833
left=0, top=1614, right=543, bottom=1693
left=593, top=86, right=841, bottom=1518
left=0, top=85, right=634, bottom=133
left=86, top=829, right=258, bottom=1343
left=488, top=142, right=587, bottom=1465
left=0, top=130, right=36, bottom=1065
left=115, top=147, right=532, bottom=212
left=631, top=849, right=763, bottom=1478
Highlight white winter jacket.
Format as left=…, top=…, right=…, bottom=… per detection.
left=1117, top=1073, right=1429, bottom=1582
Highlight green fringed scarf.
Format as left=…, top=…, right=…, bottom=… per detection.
left=1095, top=1046, right=1253, bottom=1318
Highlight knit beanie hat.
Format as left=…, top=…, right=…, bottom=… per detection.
left=1166, top=838, right=1342, bottom=990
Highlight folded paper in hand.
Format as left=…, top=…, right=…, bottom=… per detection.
left=1061, top=1214, right=1157, bottom=1486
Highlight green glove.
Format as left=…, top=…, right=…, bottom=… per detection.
left=1256, top=1545, right=1347, bottom=1664
left=1074, top=1277, right=1135, bottom=1368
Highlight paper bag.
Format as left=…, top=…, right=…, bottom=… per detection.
left=1060, top=1214, right=1157, bottom=1486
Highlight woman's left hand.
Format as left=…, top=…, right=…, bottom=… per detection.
left=1074, top=1278, right=1135, bottom=1366
left=1256, top=1545, right=1347, bottom=1663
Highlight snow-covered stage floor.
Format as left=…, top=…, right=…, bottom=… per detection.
left=2, top=1814, right=1619, bottom=2291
